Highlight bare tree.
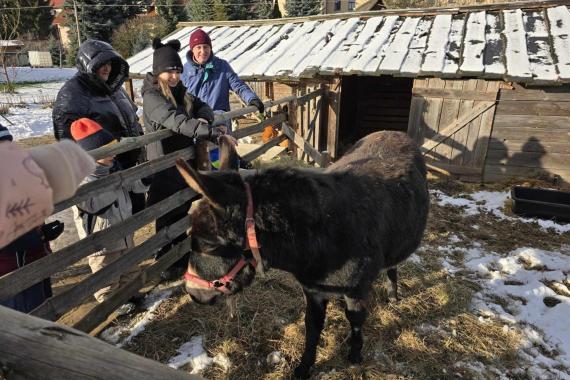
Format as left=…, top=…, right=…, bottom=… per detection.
left=0, top=1, right=21, bottom=93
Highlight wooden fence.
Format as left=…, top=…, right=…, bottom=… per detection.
left=0, top=89, right=329, bottom=379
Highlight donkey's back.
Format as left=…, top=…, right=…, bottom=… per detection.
left=327, top=131, right=426, bottom=180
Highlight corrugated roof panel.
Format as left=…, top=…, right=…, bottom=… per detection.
left=503, top=9, right=533, bottom=80
left=525, top=10, right=558, bottom=82
left=125, top=4, right=570, bottom=83
left=420, top=14, right=451, bottom=75
left=400, top=17, right=433, bottom=76
left=459, top=11, right=486, bottom=75
left=379, top=16, right=421, bottom=74
left=547, top=5, right=570, bottom=80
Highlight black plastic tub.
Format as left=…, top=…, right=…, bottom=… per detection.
left=511, top=186, right=570, bottom=222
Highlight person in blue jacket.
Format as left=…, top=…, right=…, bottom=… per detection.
left=181, top=28, right=264, bottom=130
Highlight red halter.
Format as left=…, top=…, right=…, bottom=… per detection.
left=183, top=181, right=262, bottom=294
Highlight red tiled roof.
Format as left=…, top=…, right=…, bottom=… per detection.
left=50, top=0, right=64, bottom=7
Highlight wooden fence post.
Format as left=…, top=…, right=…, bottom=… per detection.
left=326, top=78, right=341, bottom=160
left=124, top=78, right=135, bottom=102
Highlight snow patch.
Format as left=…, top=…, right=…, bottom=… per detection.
left=432, top=189, right=570, bottom=233
left=0, top=67, right=76, bottom=83
left=168, top=336, right=230, bottom=374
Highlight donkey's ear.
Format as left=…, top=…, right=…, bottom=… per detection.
left=176, top=158, right=221, bottom=207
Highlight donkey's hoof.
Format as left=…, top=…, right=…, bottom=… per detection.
left=348, top=351, right=363, bottom=364
left=293, top=364, right=310, bottom=379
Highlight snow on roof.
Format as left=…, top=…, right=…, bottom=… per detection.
left=127, top=2, right=570, bottom=83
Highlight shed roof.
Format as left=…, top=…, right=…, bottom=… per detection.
left=126, top=0, right=570, bottom=83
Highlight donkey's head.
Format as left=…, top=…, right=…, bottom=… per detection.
left=176, top=136, right=257, bottom=305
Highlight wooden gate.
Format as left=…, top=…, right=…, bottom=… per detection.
left=407, top=78, right=500, bottom=179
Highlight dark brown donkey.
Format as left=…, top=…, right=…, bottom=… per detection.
left=176, top=131, right=429, bottom=378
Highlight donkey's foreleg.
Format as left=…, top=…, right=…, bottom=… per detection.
left=294, top=290, right=328, bottom=379
left=387, top=266, right=399, bottom=301
left=344, top=296, right=367, bottom=364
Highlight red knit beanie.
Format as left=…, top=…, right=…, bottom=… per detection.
left=189, top=29, right=212, bottom=50
left=70, top=118, right=116, bottom=151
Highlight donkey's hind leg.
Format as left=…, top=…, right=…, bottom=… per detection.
left=387, top=266, right=399, bottom=301
left=343, top=296, right=367, bottom=364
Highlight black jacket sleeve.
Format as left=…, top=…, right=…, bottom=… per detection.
left=144, top=89, right=206, bottom=139
left=52, top=82, right=89, bottom=140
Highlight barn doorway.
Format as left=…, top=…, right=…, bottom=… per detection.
left=338, top=75, right=413, bottom=155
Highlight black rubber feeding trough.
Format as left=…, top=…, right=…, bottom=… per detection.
left=511, top=186, right=570, bottom=222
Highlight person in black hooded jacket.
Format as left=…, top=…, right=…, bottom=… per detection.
left=143, top=38, right=223, bottom=281
left=52, top=39, right=145, bottom=211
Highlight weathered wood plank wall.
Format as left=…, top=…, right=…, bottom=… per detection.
left=485, top=83, right=570, bottom=184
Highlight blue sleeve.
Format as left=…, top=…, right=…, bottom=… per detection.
left=225, top=61, right=258, bottom=104
left=181, top=62, right=191, bottom=89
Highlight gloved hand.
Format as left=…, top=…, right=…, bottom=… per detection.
left=195, top=121, right=226, bottom=144
left=42, top=220, right=64, bottom=242
left=209, top=126, right=226, bottom=144
left=249, top=98, right=264, bottom=114
left=141, top=174, right=153, bottom=187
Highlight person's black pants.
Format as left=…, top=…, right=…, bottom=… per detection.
left=147, top=167, right=192, bottom=270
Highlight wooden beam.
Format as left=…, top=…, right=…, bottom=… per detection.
left=54, top=148, right=194, bottom=213
left=124, top=78, right=135, bottom=102
left=71, top=237, right=193, bottom=334
left=0, top=306, right=200, bottom=380
left=0, top=189, right=196, bottom=303
left=30, top=217, right=191, bottom=321
left=281, top=123, right=327, bottom=167
left=241, top=135, right=288, bottom=162
left=89, top=130, right=173, bottom=161
left=412, top=88, right=499, bottom=101
left=233, top=113, right=286, bottom=140
left=499, top=88, right=570, bottom=101
left=421, top=101, right=496, bottom=153
left=327, top=78, right=341, bottom=160
left=426, top=161, right=483, bottom=176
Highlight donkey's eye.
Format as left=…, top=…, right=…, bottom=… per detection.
left=192, top=237, right=220, bottom=253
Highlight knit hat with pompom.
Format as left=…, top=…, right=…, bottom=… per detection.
left=152, top=38, right=183, bottom=75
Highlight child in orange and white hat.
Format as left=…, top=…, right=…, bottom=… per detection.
left=70, top=118, right=148, bottom=314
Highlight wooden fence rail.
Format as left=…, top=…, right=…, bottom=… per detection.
left=31, top=216, right=191, bottom=321
left=0, top=188, right=196, bottom=302
left=53, top=147, right=194, bottom=213
left=0, top=305, right=200, bottom=380
left=73, top=237, right=193, bottom=334
left=88, top=94, right=303, bottom=161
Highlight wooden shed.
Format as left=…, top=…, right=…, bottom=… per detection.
left=127, top=0, right=570, bottom=184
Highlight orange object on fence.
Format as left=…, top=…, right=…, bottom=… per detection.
left=262, top=125, right=289, bottom=148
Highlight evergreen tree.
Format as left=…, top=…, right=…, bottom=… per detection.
left=255, top=0, right=281, bottom=19
left=155, top=0, right=187, bottom=33
left=212, top=0, right=227, bottom=21
left=285, top=0, right=321, bottom=17
left=186, top=0, right=214, bottom=22
left=222, top=0, right=249, bottom=20
left=17, top=0, right=54, bottom=39
left=63, top=0, right=144, bottom=64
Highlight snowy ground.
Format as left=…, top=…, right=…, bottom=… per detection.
left=431, top=189, right=570, bottom=379
left=0, top=81, right=64, bottom=139
left=96, top=188, right=570, bottom=378
left=0, top=67, right=76, bottom=84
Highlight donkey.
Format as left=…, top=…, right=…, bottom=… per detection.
left=176, top=131, right=429, bottom=378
